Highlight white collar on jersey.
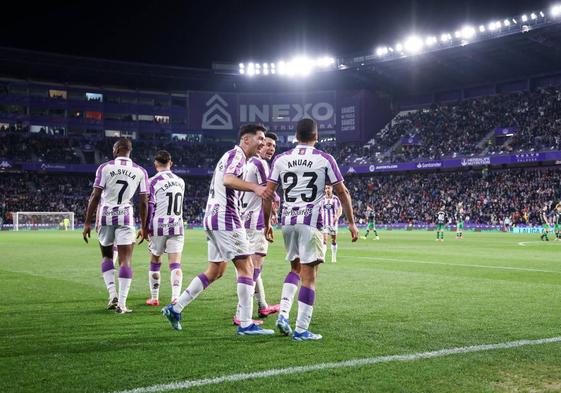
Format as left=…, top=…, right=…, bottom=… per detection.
left=115, top=156, right=131, bottom=160
left=295, top=144, right=315, bottom=149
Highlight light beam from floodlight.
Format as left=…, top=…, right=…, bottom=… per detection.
left=404, top=36, right=423, bottom=53
left=461, top=26, right=476, bottom=39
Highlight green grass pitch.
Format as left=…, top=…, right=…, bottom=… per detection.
left=1, top=229, right=561, bottom=392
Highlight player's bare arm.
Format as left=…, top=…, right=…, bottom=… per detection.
left=263, top=181, right=278, bottom=242
left=83, top=187, right=102, bottom=243
left=333, top=182, right=358, bottom=242
left=137, top=193, right=149, bottom=244
left=223, top=174, right=273, bottom=200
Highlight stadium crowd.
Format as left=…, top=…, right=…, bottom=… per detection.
left=2, top=167, right=560, bottom=228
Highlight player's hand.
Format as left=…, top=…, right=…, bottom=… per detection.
left=271, top=213, right=278, bottom=225
left=255, top=185, right=274, bottom=200
left=82, top=224, right=91, bottom=243
left=265, top=225, right=274, bottom=243
left=348, top=223, right=359, bottom=242
left=137, top=228, right=149, bottom=245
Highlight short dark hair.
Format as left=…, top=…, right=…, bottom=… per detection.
left=239, top=124, right=267, bottom=139
left=113, top=138, right=132, bottom=152
left=296, top=118, right=317, bottom=143
left=265, top=131, right=278, bottom=141
left=154, top=150, right=172, bottom=165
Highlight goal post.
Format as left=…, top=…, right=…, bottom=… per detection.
left=13, top=212, right=75, bottom=231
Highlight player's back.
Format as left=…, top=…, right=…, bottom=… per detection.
left=149, top=170, right=185, bottom=236
left=269, top=145, right=343, bottom=229
left=94, top=157, right=149, bottom=226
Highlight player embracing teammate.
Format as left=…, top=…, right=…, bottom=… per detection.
left=263, top=118, right=358, bottom=341
left=162, top=124, right=276, bottom=335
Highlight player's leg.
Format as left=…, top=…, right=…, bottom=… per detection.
left=364, top=224, right=370, bottom=238
left=330, top=233, right=337, bottom=263
left=98, top=226, right=118, bottom=309
left=146, top=254, right=162, bottom=306
left=115, top=242, right=134, bottom=313
left=146, top=235, right=165, bottom=306
left=374, top=225, right=379, bottom=239
left=322, top=232, right=328, bottom=255
left=293, top=261, right=322, bottom=341
left=166, top=235, right=184, bottom=303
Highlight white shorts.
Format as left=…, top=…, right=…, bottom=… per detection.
left=246, top=229, right=269, bottom=256
left=322, top=225, right=338, bottom=236
left=282, top=224, right=325, bottom=264
left=149, top=235, right=185, bottom=256
left=206, top=229, right=251, bottom=262
left=97, top=225, right=135, bottom=247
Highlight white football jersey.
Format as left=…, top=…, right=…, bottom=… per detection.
left=94, top=157, right=149, bottom=227
left=240, top=155, right=269, bottom=230
left=148, top=170, right=185, bottom=236
left=204, top=145, right=247, bottom=231
left=268, top=145, right=343, bottom=229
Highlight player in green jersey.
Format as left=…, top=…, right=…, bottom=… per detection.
left=363, top=205, right=379, bottom=240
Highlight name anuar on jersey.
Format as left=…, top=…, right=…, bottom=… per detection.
left=287, top=159, right=314, bottom=169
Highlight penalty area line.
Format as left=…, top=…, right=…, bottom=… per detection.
left=112, top=336, right=561, bottom=393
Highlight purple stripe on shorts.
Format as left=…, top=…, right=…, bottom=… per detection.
left=284, top=271, right=300, bottom=285
left=169, top=263, right=181, bottom=271
left=298, top=286, right=315, bottom=306
left=169, top=217, right=175, bottom=236
left=119, top=265, right=133, bottom=279
left=303, top=203, right=314, bottom=225
left=253, top=268, right=261, bottom=281
left=157, top=218, right=164, bottom=236
left=197, top=273, right=210, bottom=289
left=101, top=258, right=114, bottom=273
left=290, top=207, right=299, bottom=225
left=237, top=276, right=254, bottom=286
left=256, top=209, right=264, bottom=230
left=211, top=204, right=219, bottom=230
left=150, top=262, right=161, bottom=272
left=101, top=206, right=108, bottom=226
left=112, top=207, right=119, bottom=226
left=124, top=207, right=130, bottom=225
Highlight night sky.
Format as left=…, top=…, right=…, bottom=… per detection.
left=1, top=0, right=546, bottom=68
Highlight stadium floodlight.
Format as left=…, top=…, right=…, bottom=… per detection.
left=461, top=25, right=476, bottom=39
left=503, top=19, right=510, bottom=26
left=263, top=68, right=269, bottom=75
left=425, top=36, right=437, bottom=46
left=316, top=56, right=335, bottom=67
left=270, top=63, right=276, bottom=68
left=395, top=42, right=403, bottom=52
left=440, top=33, right=452, bottom=42
left=255, top=68, right=261, bottom=75
left=551, top=5, right=561, bottom=17
left=239, top=63, right=245, bottom=69
left=376, top=46, right=388, bottom=57
left=404, top=35, right=423, bottom=53
left=479, top=24, right=486, bottom=32
left=512, top=18, right=517, bottom=24
left=454, top=30, right=461, bottom=38
left=540, top=11, right=545, bottom=17
left=521, top=14, right=528, bottom=22
left=263, top=63, right=268, bottom=69
left=255, top=63, right=261, bottom=69
left=530, top=12, right=537, bottom=20
left=239, top=68, right=245, bottom=74
left=271, top=69, right=276, bottom=74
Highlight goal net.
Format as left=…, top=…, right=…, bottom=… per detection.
left=13, top=212, right=75, bottom=231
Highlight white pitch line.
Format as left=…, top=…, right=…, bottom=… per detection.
left=113, top=336, right=561, bottom=393
left=352, top=256, right=560, bottom=274
left=518, top=241, right=561, bottom=247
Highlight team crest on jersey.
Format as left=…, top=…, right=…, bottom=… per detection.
left=298, top=148, right=306, bottom=155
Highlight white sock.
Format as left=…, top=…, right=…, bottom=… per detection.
left=149, top=262, right=161, bottom=300
left=295, top=286, right=315, bottom=333
left=101, top=258, right=117, bottom=299
left=170, top=267, right=183, bottom=300
left=322, top=243, right=327, bottom=256
left=118, top=278, right=132, bottom=308
left=295, top=301, right=314, bottom=333
left=173, top=273, right=208, bottom=313
left=279, top=272, right=300, bottom=319
left=117, top=265, right=132, bottom=308
left=237, top=276, right=254, bottom=328
left=255, top=275, right=268, bottom=309
left=331, top=244, right=337, bottom=260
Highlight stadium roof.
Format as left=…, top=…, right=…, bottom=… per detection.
left=1, top=21, right=561, bottom=98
